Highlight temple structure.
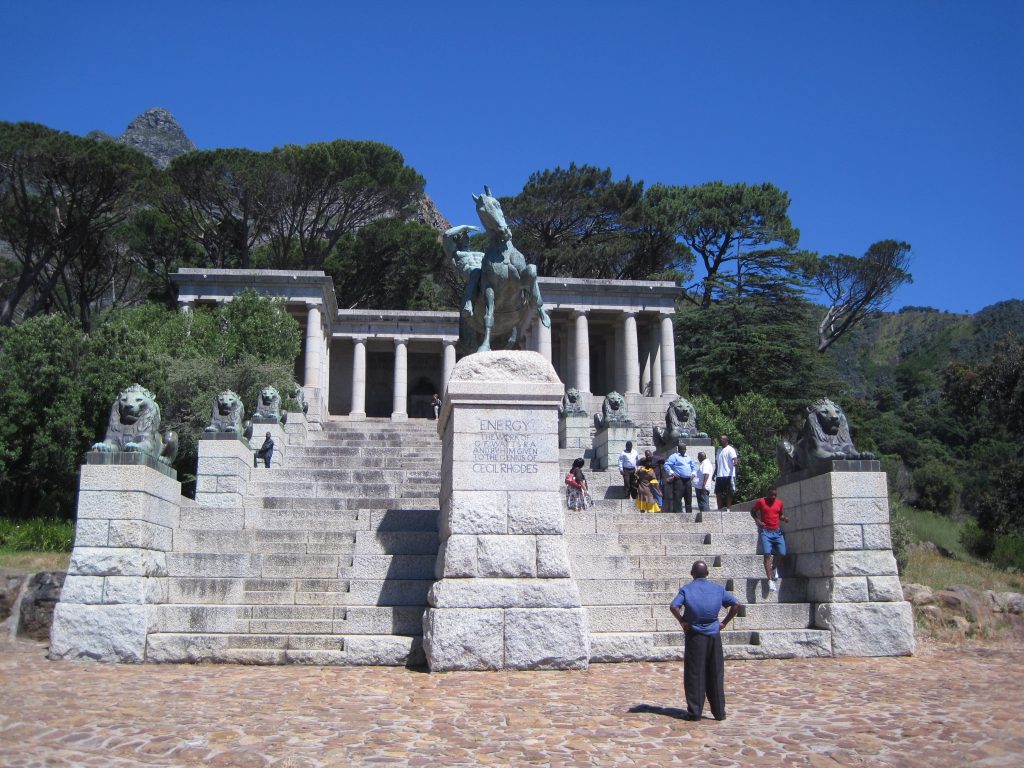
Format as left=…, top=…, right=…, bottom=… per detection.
left=171, top=269, right=682, bottom=422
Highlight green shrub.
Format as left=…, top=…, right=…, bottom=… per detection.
left=991, top=534, right=1024, bottom=572
left=911, top=460, right=962, bottom=515
left=0, top=517, right=75, bottom=552
left=889, top=499, right=913, bottom=573
left=960, top=517, right=993, bottom=559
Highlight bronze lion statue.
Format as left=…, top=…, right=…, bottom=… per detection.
left=254, top=385, right=284, bottom=423
left=777, top=397, right=874, bottom=476
left=205, top=390, right=253, bottom=439
left=559, top=387, right=586, bottom=416
left=594, top=391, right=629, bottom=429
left=91, top=384, right=178, bottom=465
left=653, top=397, right=707, bottom=453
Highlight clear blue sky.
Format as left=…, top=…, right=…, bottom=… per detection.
left=2, top=1, right=1020, bottom=314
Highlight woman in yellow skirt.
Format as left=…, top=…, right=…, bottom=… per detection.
left=635, top=457, right=661, bottom=513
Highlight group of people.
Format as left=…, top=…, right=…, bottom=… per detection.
left=615, top=436, right=739, bottom=515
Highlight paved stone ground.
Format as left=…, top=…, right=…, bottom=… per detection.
left=1, top=638, right=1022, bottom=767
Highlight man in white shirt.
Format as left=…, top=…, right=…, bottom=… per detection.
left=714, top=435, right=739, bottom=512
left=694, top=450, right=714, bottom=512
left=618, top=440, right=638, bottom=498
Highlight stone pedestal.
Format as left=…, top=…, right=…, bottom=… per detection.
left=594, top=423, right=636, bottom=470
left=781, top=470, right=915, bottom=656
left=195, top=438, right=253, bottom=507
left=559, top=412, right=591, bottom=451
left=50, top=464, right=182, bottom=662
left=423, top=351, right=590, bottom=671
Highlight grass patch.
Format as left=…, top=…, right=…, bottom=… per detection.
left=899, top=506, right=973, bottom=561
left=903, top=545, right=1024, bottom=593
left=0, top=550, right=70, bottom=574
left=0, top=517, right=74, bottom=552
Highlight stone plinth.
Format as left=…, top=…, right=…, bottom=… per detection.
left=559, top=412, right=590, bottom=451
left=423, top=351, right=590, bottom=671
left=594, top=423, right=636, bottom=470
left=781, top=470, right=915, bottom=656
left=195, top=438, right=252, bottom=507
left=50, top=464, right=182, bottom=662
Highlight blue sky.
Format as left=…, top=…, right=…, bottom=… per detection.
left=1, top=1, right=1020, bottom=314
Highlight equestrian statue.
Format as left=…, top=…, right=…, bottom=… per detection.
left=443, top=186, right=551, bottom=355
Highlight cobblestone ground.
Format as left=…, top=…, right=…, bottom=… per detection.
left=1, top=638, right=1022, bottom=767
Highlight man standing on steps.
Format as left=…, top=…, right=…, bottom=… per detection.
left=254, top=432, right=274, bottom=468
left=752, top=485, right=788, bottom=592
left=694, top=450, right=714, bottom=513
left=670, top=560, right=741, bottom=722
left=618, top=440, right=638, bottom=498
left=714, top=435, right=739, bottom=512
left=663, top=443, right=697, bottom=514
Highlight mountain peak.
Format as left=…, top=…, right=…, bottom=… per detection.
left=116, top=107, right=196, bottom=168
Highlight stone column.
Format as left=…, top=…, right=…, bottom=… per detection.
left=442, top=339, right=458, bottom=395
left=391, top=336, right=408, bottom=421
left=303, top=303, right=323, bottom=421
left=350, top=336, right=367, bottom=420
left=623, top=312, right=641, bottom=395
left=573, top=310, right=591, bottom=395
left=536, top=316, right=553, bottom=365
left=423, top=351, right=590, bottom=671
left=659, top=312, right=677, bottom=397
left=321, top=335, right=331, bottom=418
left=650, top=323, right=662, bottom=398
left=613, top=322, right=625, bottom=394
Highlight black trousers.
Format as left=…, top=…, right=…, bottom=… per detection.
left=254, top=450, right=272, bottom=468
left=663, top=476, right=693, bottom=513
left=683, top=630, right=726, bottom=720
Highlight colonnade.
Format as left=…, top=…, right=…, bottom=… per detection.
left=325, top=308, right=677, bottom=421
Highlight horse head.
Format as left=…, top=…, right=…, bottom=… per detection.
left=472, top=185, right=512, bottom=239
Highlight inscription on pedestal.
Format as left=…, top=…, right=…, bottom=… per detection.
left=472, top=418, right=539, bottom=475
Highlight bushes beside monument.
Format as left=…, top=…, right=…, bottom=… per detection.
left=0, top=293, right=300, bottom=521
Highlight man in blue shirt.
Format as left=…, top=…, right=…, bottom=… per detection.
left=669, top=560, right=741, bottom=721
left=662, top=443, right=697, bottom=514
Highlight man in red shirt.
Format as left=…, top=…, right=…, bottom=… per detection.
left=752, top=485, right=788, bottom=592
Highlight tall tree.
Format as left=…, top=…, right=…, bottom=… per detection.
left=816, top=240, right=913, bottom=352
left=648, top=181, right=805, bottom=308
left=264, top=141, right=424, bottom=270
left=500, top=164, right=655, bottom=279
left=0, top=122, right=152, bottom=327
left=158, top=149, right=279, bottom=268
left=326, top=219, right=447, bottom=310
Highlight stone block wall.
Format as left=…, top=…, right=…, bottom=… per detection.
left=593, top=423, right=636, bottom=470
left=195, top=438, right=254, bottom=507
left=50, top=465, right=183, bottom=662
left=779, top=470, right=915, bottom=656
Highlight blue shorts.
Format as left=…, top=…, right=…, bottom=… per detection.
left=759, top=528, right=786, bottom=556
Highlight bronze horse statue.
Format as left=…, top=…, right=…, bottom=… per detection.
left=444, top=186, right=551, bottom=355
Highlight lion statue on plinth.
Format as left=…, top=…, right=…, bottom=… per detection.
left=594, top=391, right=629, bottom=429
left=653, top=397, right=707, bottom=454
left=254, top=386, right=284, bottom=423
left=777, top=397, right=874, bottom=476
left=559, top=387, right=586, bottom=417
left=205, top=390, right=253, bottom=440
left=91, top=384, right=178, bottom=465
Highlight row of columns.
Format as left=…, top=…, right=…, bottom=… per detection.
left=335, top=310, right=678, bottom=421
left=348, top=336, right=459, bottom=422
left=546, top=310, right=677, bottom=398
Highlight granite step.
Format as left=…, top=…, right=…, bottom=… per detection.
left=145, top=632, right=424, bottom=666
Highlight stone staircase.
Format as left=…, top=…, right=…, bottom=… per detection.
left=147, top=419, right=441, bottom=665
left=143, top=420, right=829, bottom=665
left=561, top=455, right=832, bottom=660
